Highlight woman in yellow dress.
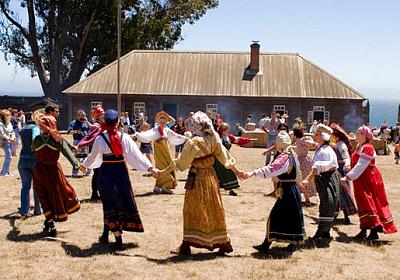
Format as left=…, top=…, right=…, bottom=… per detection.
left=159, top=111, right=244, bottom=255
left=135, top=111, right=187, bottom=194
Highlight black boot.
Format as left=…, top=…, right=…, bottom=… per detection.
left=171, top=241, right=191, bottom=255
left=229, top=190, right=238, bottom=196
left=354, top=229, right=367, bottom=240
left=367, top=229, right=379, bottom=241
left=253, top=240, right=271, bottom=253
left=99, top=226, right=110, bottom=244
left=43, top=220, right=55, bottom=234
left=113, top=235, right=123, bottom=250
left=43, top=220, right=57, bottom=237
left=311, top=230, right=330, bottom=239
left=286, top=244, right=297, bottom=253
left=217, top=243, right=234, bottom=255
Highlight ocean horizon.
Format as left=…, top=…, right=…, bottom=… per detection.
left=1, top=92, right=398, bottom=128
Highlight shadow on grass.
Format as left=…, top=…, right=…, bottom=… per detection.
left=79, top=198, right=102, bottom=204
left=61, top=242, right=138, bottom=258
left=135, top=192, right=185, bottom=197
left=142, top=252, right=247, bottom=264
left=1, top=212, right=45, bottom=242
left=250, top=247, right=294, bottom=259
left=332, top=226, right=394, bottom=247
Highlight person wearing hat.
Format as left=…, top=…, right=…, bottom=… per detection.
left=300, top=124, right=340, bottom=247
left=158, top=111, right=245, bottom=255
left=31, top=105, right=81, bottom=237
left=340, top=126, right=397, bottom=241
left=80, top=109, right=157, bottom=249
left=135, top=111, right=187, bottom=194
left=244, top=131, right=305, bottom=253
left=331, top=124, right=358, bottom=224
left=75, top=105, right=105, bottom=201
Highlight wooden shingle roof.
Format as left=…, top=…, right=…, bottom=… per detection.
left=64, top=50, right=366, bottom=100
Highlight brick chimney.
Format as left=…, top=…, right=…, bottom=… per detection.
left=249, top=41, right=260, bottom=72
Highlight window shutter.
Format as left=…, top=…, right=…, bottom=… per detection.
left=324, top=111, right=330, bottom=123
left=307, top=111, right=314, bottom=124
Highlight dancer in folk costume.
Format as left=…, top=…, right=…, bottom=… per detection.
left=213, top=122, right=251, bottom=196
left=293, top=125, right=318, bottom=207
left=80, top=109, right=157, bottom=249
left=159, top=112, right=244, bottom=255
left=31, top=106, right=81, bottom=237
left=135, top=111, right=187, bottom=194
left=75, top=105, right=105, bottom=201
left=331, top=124, right=358, bottom=224
left=341, top=126, right=397, bottom=241
left=300, top=124, right=340, bottom=246
left=245, top=131, right=305, bottom=253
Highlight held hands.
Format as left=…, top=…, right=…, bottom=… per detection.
left=79, top=165, right=87, bottom=174
left=149, top=167, right=160, bottom=178
left=237, top=171, right=255, bottom=180
left=299, top=179, right=309, bottom=190
left=340, top=177, right=348, bottom=185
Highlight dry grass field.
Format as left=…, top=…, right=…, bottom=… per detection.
left=0, top=136, right=399, bottom=280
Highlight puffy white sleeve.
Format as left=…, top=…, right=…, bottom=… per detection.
left=346, top=147, right=375, bottom=181
left=337, top=142, right=351, bottom=166
left=312, top=147, right=338, bottom=175
left=165, top=127, right=187, bottom=145
left=254, top=154, right=290, bottom=178
left=135, top=128, right=159, bottom=143
left=82, top=136, right=103, bottom=169
left=346, top=158, right=370, bottom=181
left=123, top=133, right=152, bottom=171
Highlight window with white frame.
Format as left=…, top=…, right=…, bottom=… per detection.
left=307, top=106, right=330, bottom=124
left=206, top=104, right=218, bottom=118
left=273, top=105, right=286, bottom=116
left=90, top=101, right=102, bottom=111
left=133, top=102, right=146, bottom=117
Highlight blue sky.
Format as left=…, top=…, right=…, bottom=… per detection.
left=1, top=0, right=400, bottom=100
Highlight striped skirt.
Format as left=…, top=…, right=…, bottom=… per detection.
left=314, top=170, right=341, bottom=232
left=98, top=161, right=144, bottom=233
left=213, top=158, right=240, bottom=190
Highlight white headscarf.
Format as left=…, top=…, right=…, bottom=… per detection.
left=316, top=124, right=333, bottom=141
left=187, top=111, right=221, bottom=143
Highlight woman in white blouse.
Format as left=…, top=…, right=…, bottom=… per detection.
left=0, top=109, right=16, bottom=176
left=135, top=111, right=187, bottom=194
left=300, top=124, right=341, bottom=246
left=80, top=109, right=158, bottom=249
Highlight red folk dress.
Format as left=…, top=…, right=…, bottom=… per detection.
left=350, top=144, right=397, bottom=233
left=32, top=136, right=81, bottom=222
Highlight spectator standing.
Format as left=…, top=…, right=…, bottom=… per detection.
left=67, top=110, right=89, bottom=177
left=10, top=109, right=21, bottom=157
left=0, top=109, right=16, bottom=176
left=18, top=113, right=42, bottom=218
left=173, top=117, right=186, bottom=158
left=264, top=110, right=279, bottom=165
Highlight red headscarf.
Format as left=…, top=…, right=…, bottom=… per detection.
left=101, top=122, right=123, bottom=158
left=39, top=114, right=65, bottom=142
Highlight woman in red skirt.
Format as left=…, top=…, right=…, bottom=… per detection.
left=341, top=125, right=397, bottom=241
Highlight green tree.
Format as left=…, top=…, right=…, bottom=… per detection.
left=0, top=0, right=218, bottom=97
